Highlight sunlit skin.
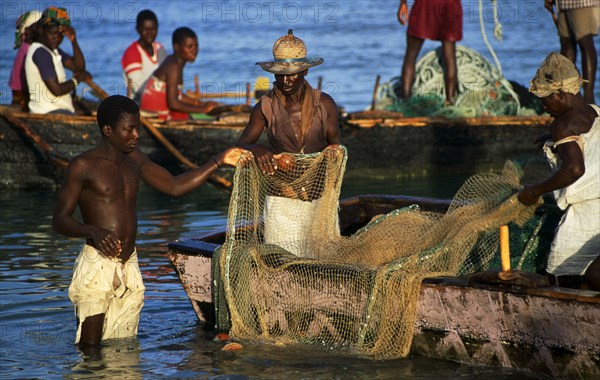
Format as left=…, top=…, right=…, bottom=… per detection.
left=137, top=19, right=158, bottom=56
left=52, top=111, right=248, bottom=262
left=274, top=71, right=305, bottom=96
left=152, top=35, right=218, bottom=114
left=236, top=69, right=341, bottom=174
left=36, top=23, right=91, bottom=97
left=52, top=102, right=249, bottom=346
left=39, top=24, right=61, bottom=50
left=397, top=0, right=458, bottom=103
left=517, top=89, right=599, bottom=290
left=544, top=0, right=597, bottom=103
left=518, top=90, right=591, bottom=206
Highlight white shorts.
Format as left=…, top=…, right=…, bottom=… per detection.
left=68, top=244, right=145, bottom=343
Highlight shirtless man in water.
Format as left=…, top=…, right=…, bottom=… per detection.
left=52, top=95, right=247, bottom=346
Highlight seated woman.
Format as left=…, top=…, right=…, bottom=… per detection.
left=25, top=7, right=91, bottom=114
left=140, top=27, right=218, bottom=121
left=9, top=10, right=41, bottom=111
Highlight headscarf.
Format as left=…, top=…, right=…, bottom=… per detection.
left=14, top=10, right=41, bottom=49
left=38, top=6, right=71, bottom=27
left=529, top=52, right=586, bottom=98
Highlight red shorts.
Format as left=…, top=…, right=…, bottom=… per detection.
left=407, top=0, right=463, bottom=42
left=140, top=76, right=189, bottom=121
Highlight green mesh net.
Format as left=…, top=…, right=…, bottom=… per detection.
left=376, top=45, right=543, bottom=118
left=217, top=146, right=554, bottom=358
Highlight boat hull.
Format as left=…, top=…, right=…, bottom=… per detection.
left=0, top=109, right=246, bottom=188
left=1, top=107, right=552, bottom=188
left=167, top=194, right=599, bottom=378
left=341, top=114, right=552, bottom=171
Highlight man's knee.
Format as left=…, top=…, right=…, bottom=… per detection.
left=79, top=313, right=105, bottom=346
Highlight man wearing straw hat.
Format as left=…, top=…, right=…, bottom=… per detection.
left=518, top=52, right=599, bottom=291
left=236, top=29, right=341, bottom=174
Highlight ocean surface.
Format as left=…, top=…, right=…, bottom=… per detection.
left=1, top=1, right=597, bottom=378
left=1, top=0, right=598, bottom=108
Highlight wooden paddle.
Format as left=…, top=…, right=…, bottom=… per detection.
left=0, top=106, right=70, bottom=170
left=84, top=80, right=233, bottom=193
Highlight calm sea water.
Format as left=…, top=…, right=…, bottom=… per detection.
left=0, top=0, right=598, bottom=108
left=1, top=0, right=594, bottom=378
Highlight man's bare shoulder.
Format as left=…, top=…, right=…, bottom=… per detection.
left=69, top=148, right=103, bottom=166
left=551, top=104, right=596, bottom=139
left=319, top=91, right=337, bottom=106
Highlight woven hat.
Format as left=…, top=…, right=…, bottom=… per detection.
left=256, top=29, right=323, bottom=75
left=530, top=52, right=585, bottom=98
left=14, top=10, right=41, bottom=49
left=39, top=6, right=71, bottom=27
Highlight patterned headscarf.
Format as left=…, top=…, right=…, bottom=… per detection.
left=530, top=52, right=586, bottom=98
left=39, top=6, right=71, bottom=27
left=14, top=10, right=42, bottom=49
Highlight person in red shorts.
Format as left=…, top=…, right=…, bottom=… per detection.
left=398, top=0, right=463, bottom=104
left=140, top=27, right=218, bottom=121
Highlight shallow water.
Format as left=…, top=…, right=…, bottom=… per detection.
left=0, top=0, right=591, bottom=378
left=1, top=179, right=546, bottom=379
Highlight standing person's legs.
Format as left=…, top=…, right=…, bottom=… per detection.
left=577, top=35, right=597, bottom=103
left=78, top=313, right=105, bottom=346
left=557, top=9, right=577, bottom=62
left=401, top=35, right=424, bottom=99
left=561, top=6, right=600, bottom=103
left=441, top=40, right=457, bottom=104
left=559, top=36, right=577, bottom=62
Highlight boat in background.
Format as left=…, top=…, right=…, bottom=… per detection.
left=0, top=104, right=552, bottom=189
left=167, top=194, right=599, bottom=379
left=0, top=106, right=250, bottom=188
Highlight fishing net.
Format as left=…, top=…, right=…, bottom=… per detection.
left=218, top=146, right=549, bottom=358
left=376, top=45, right=542, bottom=117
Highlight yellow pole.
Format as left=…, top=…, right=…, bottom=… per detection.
left=246, top=82, right=251, bottom=105
left=500, top=225, right=511, bottom=272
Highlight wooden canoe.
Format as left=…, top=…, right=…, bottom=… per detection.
left=340, top=111, right=552, bottom=171
left=167, top=194, right=599, bottom=379
left=0, top=105, right=551, bottom=188
left=0, top=106, right=250, bottom=188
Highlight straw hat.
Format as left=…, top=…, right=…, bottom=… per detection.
left=530, top=52, right=585, bottom=98
left=256, top=29, right=323, bottom=75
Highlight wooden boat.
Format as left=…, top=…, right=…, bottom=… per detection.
left=0, top=105, right=250, bottom=188
left=167, top=194, right=600, bottom=379
left=0, top=104, right=551, bottom=189
left=340, top=110, right=552, bottom=171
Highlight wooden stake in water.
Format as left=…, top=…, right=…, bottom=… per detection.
left=371, top=75, right=381, bottom=111
left=500, top=225, right=511, bottom=272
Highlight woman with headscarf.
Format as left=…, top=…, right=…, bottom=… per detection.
left=9, top=10, right=41, bottom=111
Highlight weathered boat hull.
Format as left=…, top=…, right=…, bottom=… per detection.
left=0, top=107, right=552, bottom=188
left=0, top=108, right=247, bottom=188
left=341, top=113, right=552, bottom=171
left=167, top=194, right=599, bottom=379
